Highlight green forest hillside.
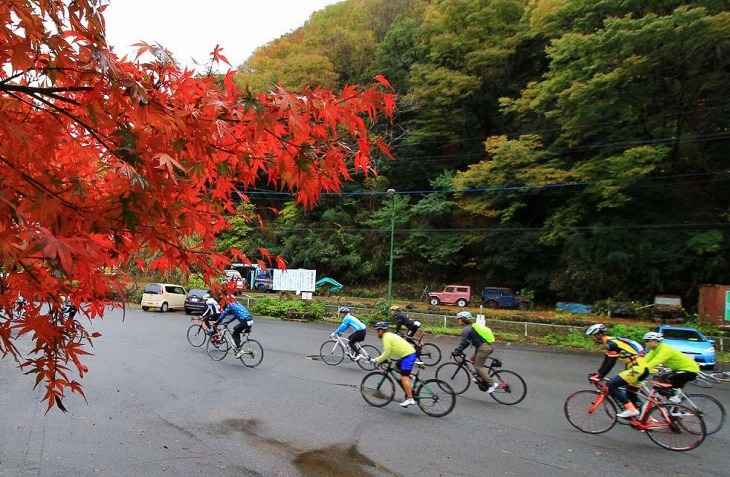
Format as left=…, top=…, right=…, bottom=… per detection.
left=226, top=0, right=730, bottom=309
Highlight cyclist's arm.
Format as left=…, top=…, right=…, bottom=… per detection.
left=334, top=317, right=350, bottom=335
left=374, top=334, right=394, bottom=364
left=453, top=328, right=470, bottom=355
left=215, top=307, right=233, bottom=325
left=595, top=341, right=621, bottom=377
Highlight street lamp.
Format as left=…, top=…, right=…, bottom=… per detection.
left=387, top=189, right=396, bottom=312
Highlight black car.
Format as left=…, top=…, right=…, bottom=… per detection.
left=184, top=289, right=209, bottom=315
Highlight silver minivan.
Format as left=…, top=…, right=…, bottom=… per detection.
left=141, top=283, right=187, bottom=312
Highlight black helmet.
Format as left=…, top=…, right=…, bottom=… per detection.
left=373, top=321, right=390, bottom=330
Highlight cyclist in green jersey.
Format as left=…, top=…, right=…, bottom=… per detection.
left=643, top=331, right=699, bottom=403
left=371, top=321, right=419, bottom=407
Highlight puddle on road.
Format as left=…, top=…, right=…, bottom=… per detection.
left=218, top=419, right=396, bottom=476
left=293, top=444, right=395, bottom=477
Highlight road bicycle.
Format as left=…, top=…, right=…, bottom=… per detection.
left=564, top=377, right=706, bottom=451
left=399, top=331, right=442, bottom=367
left=435, top=353, right=527, bottom=405
left=360, top=360, right=456, bottom=417
left=688, top=369, right=730, bottom=388
left=631, top=368, right=726, bottom=435
left=319, top=334, right=380, bottom=371
left=187, top=316, right=217, bottom=347
left=206, top=327, right=263, bottom=367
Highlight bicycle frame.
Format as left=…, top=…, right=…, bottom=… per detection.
left=454, top=354, right=500, bottom=385
left=329, top=334, right=363, bottom=354
left=590, top=379, right=699, bottom=432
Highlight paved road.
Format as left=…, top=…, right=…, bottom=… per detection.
left=1, top=307, right=728, bottom=476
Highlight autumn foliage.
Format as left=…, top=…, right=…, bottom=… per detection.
left=0, top=0, right=394, bottom=412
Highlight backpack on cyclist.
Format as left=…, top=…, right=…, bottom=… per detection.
left=615, top=337, right=644, bottom=356
left=473, top=322, right=495, bottom=343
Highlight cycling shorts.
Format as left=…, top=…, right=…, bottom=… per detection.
left=398, top=353, right=418, bottom=375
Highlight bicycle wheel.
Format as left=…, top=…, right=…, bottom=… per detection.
left=356, top=344, right=380, bottom=371
left=684, top=393, right=726, bottom=435
left=416, top=379, right=456, bottom=418
left=319, top=340, right=345, bottom=366
left=645, top=404, right=706, bottom=451
left=418, top=343, right=442, bottom=367
left=239, top=339, right=264, bottom=368
left=187, top=323, right=207, bottom=347
left=489, top=369, right=527, bottom=406
left=207, top=335, right=230, bottom=361
left=360, top=372, right=395, bottom=407
left=564, top=390, right=617, bottom=434
left=435, top=362, right=470, bottom=395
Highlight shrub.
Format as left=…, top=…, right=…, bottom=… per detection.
left=250, top=297, right=327, bottom=319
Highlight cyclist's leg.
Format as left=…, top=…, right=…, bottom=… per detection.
left=626, top=384, right=643, bottom=409
left=608, top=375, right=631, bottom=405
left=473, top=343, right=494, bottom=384
left=614, top=366, right=648, bottom=414
left=398, top=354, right=417, bottom=403
left=348, top=329, right=366, bottom=355
left=232, top=321, right=245, bottom=349
left=670, top=370, right=698, bottom=389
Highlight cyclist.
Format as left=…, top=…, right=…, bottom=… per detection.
left=391, top=305, right=421, bottom=338
left=643, top=331, right=699, bottom=404
left=370, top=321, right=419, bottom=407
left=201, top=293, right=221, bottom=336
left=215, top=297, right=254, bottom=358
left=452, top=311, right=498, bottom=393
left=331, top=307, right=367, bottom=360
left=586, top=323, right=648, bottom=418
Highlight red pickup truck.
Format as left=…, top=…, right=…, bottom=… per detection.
left=428, top=285, right=471, bottom=307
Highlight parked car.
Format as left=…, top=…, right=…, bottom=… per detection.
left=223, top=270, right=245, bottom=294
left=655, top=325, right=716, bottom=369
left=482, top=287, right=530, bottom=310
left=184, top=288, right=209, bottom=315
left=141, top=283, right=187, bottom=312
left=428, top=285, right=471, bottom=307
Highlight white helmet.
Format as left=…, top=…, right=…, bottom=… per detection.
left=643, top=331, right=664, bottom=341
left=585, top=323, right=606, bottom=336
left=456, top=311, right=473, bottom=321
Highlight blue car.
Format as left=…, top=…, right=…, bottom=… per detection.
left=656, top=325, right=716, bottom=369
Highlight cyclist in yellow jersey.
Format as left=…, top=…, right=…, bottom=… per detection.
left=586, top=323, right=649, bottom=418
left=371, top=321, right=418, bottom=408
left=643, top=331, right=699, bottom=403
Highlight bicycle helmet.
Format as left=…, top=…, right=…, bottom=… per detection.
left=456, top=311, right=473, bottom=321
left=338, top=307, right=350, bottom=314
left=373, top=321, right=390, bottom=330
left=585, top=323, right=606, bottom=336
left=390, top=305, right=400, bottom=311
left=643, top=331, right=664, bottom=341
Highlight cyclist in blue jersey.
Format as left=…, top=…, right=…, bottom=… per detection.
left=331, top=307, right=367, bottom=360
left=216, top=297, right=254, bottom=358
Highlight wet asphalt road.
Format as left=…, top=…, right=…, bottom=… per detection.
left=1, top=307, right=728, bottom=477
